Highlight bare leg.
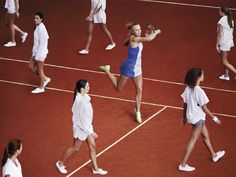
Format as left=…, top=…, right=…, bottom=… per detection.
left=201, top=125, right=216, bottom=157
left=104, top=70, right=128, bottom=91
left=221, top=51, right=236, bottom=76
left=132, top=75, right=143, bottom=112
left=86, top=135, right=99, bottom=170
left=6, top=13, right=25, bottom=42
left=100, top=24, right=115, bottom=45
left=180, top=124, right=203, bottom=166
left=29, top=57, right=38, bottom=74
left=59, top=139, right=82, bottom=166
left=84, top=21, right=94, bottom=51
left=36, top=61, right=47, bottom=88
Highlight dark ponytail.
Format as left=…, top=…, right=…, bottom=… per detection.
left=220, top=6, right=233, bottom=28
left=73, top=79, right=88, bottom=102
left=2, top=148, right=8, bottom=167
left=2, top=139, right=22, bottom=167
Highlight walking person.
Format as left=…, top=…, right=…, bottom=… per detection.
left=4, top=0, right=28, bottom=47
left=56, top=79, right=108, bottom=175
left=98, top=22, right=160, bottom=123
left=79, top=0, right=115, bottom=55
left=178, top=68, right=225, bottom=172
left=2, top=139, right=23, bottom=177
left=29, top=12, right=51, bottom=94
left=216, top=6, right=236, bottom=80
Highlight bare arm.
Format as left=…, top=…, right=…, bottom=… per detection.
left=182, top=103, right=187, bottom=125
left=216, top=24, right=222, bottom=52
left=202, top=104, right=221, bottom=124
left=131, top=29, right=160, bottom=43
left=86, top=0, right=102, bottom=21
left=15, top=0, right=20, bottom=17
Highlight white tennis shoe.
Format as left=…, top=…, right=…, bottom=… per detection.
left=56, top=161, right=67, bottom=174
left=213, top=150, right=225, bottom=162
left=92, top=168, right=108, bottom=175
left=105, top=43, right=116, bottom=50
left=178, top=164, right=195, bottom=172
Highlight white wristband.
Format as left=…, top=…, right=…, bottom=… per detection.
left=213, top=116, right=219, bottom=122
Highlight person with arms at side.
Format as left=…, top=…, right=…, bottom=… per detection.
left=4, top=0, right=28, bottom=47
left=178, top=68, right=225, bottom=172
left=216, top=6, right=236, bottom=80
left=29, top=12, right=51, bottom=94
left=99, top=22, right=160, bottom=123
left=2, top=139, right=23, bottom=177
left=79, top=0, right=115, bottom=55
left=56, top=79, right=107, bottom=175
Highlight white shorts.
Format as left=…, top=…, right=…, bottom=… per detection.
left=34, top=53, right=47, bottom=62
left=73, top=126, right=88, bottom=141
left=7, top=10, right=15, bottom=14
left=93, top=12, right=106, bottom=24
left=220, top=42, right=234, bottom=52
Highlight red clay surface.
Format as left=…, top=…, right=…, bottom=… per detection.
left=0, top=0, right=235, bottom=177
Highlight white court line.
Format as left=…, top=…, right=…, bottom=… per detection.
left=66, top=106, right=167, bottom=177
left=0, top=57, right=235, bottom=93
left=139, top=0, right=236, bottom=11
left=1, top=79, right=236, bottom=119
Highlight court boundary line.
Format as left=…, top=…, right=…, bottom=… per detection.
left=0, top=57, right=235, bottom=93
left=138, top=0, right=236, bottom=11
left=1, top=79, right=235, bottom=119
left=66, top=107, right=168, bottom=177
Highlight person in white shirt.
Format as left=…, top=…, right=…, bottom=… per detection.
left=216, top=6, right=236, bottom=81
left=79, top=0, right=115, bottom=54
left=29, top=12, right=51, bottom=94
left=2, top=139, right=23, bottom=177
left=4, top=0, right=28, bottom=47
left=56, top=79, right=107, bottom=175
left=178, top=68, right=225, bottom=172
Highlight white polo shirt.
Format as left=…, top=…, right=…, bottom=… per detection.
left=181, top=86, right=209, bottom=124
left=2, top=158, right=23, bottom=177
left=5, top=0, right=16, bottom=14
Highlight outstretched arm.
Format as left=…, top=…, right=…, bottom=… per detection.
left=132, top=29, right=161, bottom=43
left=202, top=104, right=221, bottom=124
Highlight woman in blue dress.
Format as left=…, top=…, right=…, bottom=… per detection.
left=99, top=22, right=160, bottom=123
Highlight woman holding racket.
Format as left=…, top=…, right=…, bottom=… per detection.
left=56, top=79, right=107, bottom=175
left=178, top=68, right=225, bottom=172
left=216, top=6, right=236, bottom=81
left=98, top=22, right=160, bottom=123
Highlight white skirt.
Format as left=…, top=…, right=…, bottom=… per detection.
left=73, top=126, right=88, bottom=141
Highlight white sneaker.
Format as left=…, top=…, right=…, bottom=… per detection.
left=92, top=168, right=108, bottom=175
left=105, top=43, right=116, bottom=50
left=4, top=41, right=16, bottom=47
left=178, top=164, right=195, bottom=172
left=79, top=49, right=89, bottom=55
left=213, top=150, right=225, bottom=162
left=31, top=87, right=45, bottom=94
left=219, top=75, right=230, bottom=81
left=21, top=32, right=28, bottom=43
left=56, top=161, right=67, bottom=174
left=43, top=77, right=51, bottom=87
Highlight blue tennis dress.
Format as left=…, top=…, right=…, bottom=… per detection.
left=120, top=42, right=143, bottom=78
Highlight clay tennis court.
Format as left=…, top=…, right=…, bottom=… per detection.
left=0, top=0, right=236, bottom=176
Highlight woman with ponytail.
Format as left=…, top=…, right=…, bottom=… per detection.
left=216, top=6, right=236, bottom=81
left=56, top=80, right=107, bottom=175
left=99, top=22, right=160, bottom=123
left=2, top=139, right=23, bottom=177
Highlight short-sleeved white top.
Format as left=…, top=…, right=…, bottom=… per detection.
left=72, top=93, right=94, bottom=141
left=2, top=158, right=23, bottom=177
left=218, top=15, right=234, bottom=47
left=181, top=86, right=209, bottom=124
left=91, top=0, right=106, bottom=24
left=5, top=0, right=16, bottom=14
